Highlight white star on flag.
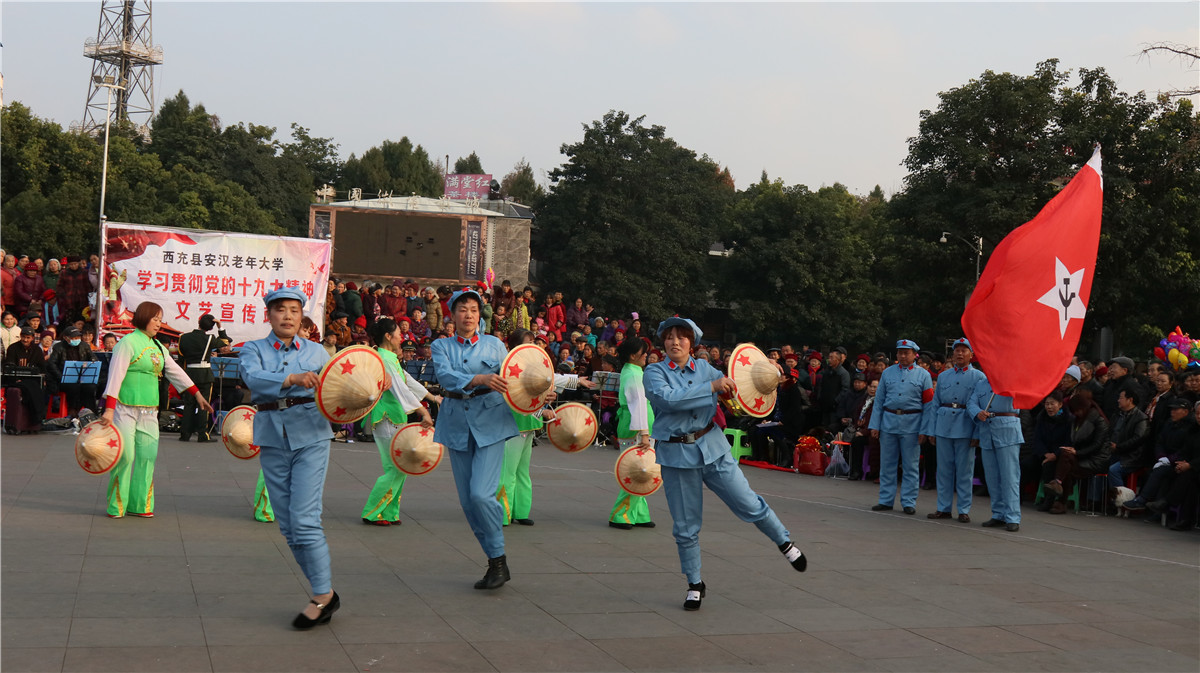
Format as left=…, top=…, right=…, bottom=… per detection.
left=1036, top=257, right=1088, bottom=338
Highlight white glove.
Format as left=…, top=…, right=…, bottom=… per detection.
left=1154, top=457, right=1170, bottom=469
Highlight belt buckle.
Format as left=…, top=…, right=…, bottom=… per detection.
left=681, top=431, right=697, bottom=443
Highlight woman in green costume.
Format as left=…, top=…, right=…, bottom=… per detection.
left=100, top=302, right=213, bottom=518
left=610, top=338, right=656, bottom=529
left=361, top=317, right=437, bottom=526
left=498, top=329, right=554, bottom=526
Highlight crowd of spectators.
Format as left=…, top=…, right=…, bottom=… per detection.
left=5, top=253, right=1198, bottom=532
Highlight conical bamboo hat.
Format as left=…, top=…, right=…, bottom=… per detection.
left=728, top=343, right=780, bottom=418
left=615, top=445, right=663, bottom=496
left=545, top=402, right=598, bottom=453
left=389, top=422, right=445, bottom=476
left=500, top=343, right=555, bottom=414
left=316, top=345, right=388, bottom=423
left=221, top=405, right=260, bottom=460
left=75, top=421, right=122, bottom=475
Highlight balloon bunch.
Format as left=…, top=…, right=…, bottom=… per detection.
left=1154, top=326, right=1200, bottom=371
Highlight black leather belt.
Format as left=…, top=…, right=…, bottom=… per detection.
left=941, top=403, right=966, bottom=409
left=991, top=412, right=1019, bottom=417
left=668, top=421, right=715, bottom=444
left=885, top=408, right=922, bottom=415
left=257, top=397, right=314, bottom=411
left=443, top=388, right=495, bottom=400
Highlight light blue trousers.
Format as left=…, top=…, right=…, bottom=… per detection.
left=935, top=437, right=976, bottom=514
left=878, top=431, right=920, bottom=508
left=449, top=436, right=507, bottom=559
left=661, top=452, right=790, bottom=584
left=980, top=443, right=1021, bottom=524
left=259, top=441, right=333, bottom=595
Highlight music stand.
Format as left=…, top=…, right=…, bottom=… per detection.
left=210, top=357, right=242, bottom=414
left=61, top=361, right=101, bottom=386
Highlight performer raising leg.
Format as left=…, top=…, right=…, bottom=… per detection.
left=643, top=317, right=807, bottom=611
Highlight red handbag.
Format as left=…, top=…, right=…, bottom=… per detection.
left=794, top=436, right=828, bottom=476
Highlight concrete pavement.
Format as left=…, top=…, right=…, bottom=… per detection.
left=2, top=430, right=1197, bottom=672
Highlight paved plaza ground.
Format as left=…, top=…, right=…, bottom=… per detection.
left=2, top=429, right=1197, bottom=672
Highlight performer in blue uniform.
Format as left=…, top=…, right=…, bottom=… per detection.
left=431, top=289, right=519, bottom=590
left=922, top=338, right=986, bottom=522
left=643, top=317, right=806, bottom=612
left=868, top=339, right=934, bottom=515
left=968, top=378, right=1024, bottom=531
left=239, top=287, right=340, bottom=629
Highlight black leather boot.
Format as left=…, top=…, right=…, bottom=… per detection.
left=474, top=555, right=510, bottom=590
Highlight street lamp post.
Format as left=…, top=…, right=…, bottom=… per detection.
left=94, top=75, right=126, bottom=228
left=939, top=231, right=984, bottom=282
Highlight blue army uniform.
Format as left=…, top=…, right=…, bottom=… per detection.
left=239, top=288, right=335, bottom=596
left=431, top=328, right=518, bottom=560
left=868, top=340, right=934, bottom=511
left=644, top=318, right=795, bottom=586
left=968, top=379, right=1024, bottom=525
left=922, top=341, right=987, bottom=516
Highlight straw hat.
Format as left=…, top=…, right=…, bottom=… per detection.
left=316, top=345, right=388, bottom=423
left=221, top=405, right=260, bottom=460
left=615, top=445, right=663, bottom=496
left=389, top=422, right=444, bottom=476
left=75, top=421, right=122, bottom=474
left=545, top=402, right=598, bottom=453
left=500, top=343, right=555, bottom=414
left=728, top=343, right=781, bottom=418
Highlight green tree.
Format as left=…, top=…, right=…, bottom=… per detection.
left=717, top=177, right=884, bottom=347
left=283, top=123, right=342, bottom=189
left=534, top=111, right=733, bottom=320
left=341, top=138, right=442, bottom=197
left=884, top=60, right=1200, bottom=350
left=499, top=158, right=545, bottom=207
left=453, top=151, right=484, bottom=175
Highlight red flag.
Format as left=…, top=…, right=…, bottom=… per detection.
left=961, top=147, right=1103, bottom=409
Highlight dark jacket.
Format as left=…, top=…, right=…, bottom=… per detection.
left=1100, top=374, right=1140, bottom=421
left=833, top=387, right=867, bottom=432
left=4, top=340, right=45, bottom=370
left=1031, top=408, right=1072, bottom=457
left=1070, top=408, right=1111, bottom=473
left=1109, top=406, right=1150, bottom=469
left=1155, top=417, right=1197, bottom=463
left=46, top=340, right=97, bottom=381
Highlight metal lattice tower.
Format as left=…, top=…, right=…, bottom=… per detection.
left=77, top=0, right=163, bottom=138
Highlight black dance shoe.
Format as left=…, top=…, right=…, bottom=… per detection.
left=474, top=555, right=510, bottom=590
left=779, top=541, right=807, bottom=572
left=684, top=581, right=706, bottom=611
left=293, top=591, right=339, bottom=629
left=608, top=521, right=633, bottom=530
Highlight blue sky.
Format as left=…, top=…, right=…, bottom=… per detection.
left=3, top=2, right=1196, bottom=196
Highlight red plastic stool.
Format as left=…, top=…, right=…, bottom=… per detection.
left=45, top=392, right=70, bottom=420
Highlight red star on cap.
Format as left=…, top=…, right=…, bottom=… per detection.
left=569, top=443, right=578, bottom=450
left=752, top=397, right=765, bottom=410
left=584, top=416, right=594, bottom=426
left=507, top=364, right=523, bottom=377
left=653, top=477, right=661, bottom=484
left=736, top=353, right=751, bottom=367
left=340, top=361, right=356, bottom=375
left=529, top=396, right=539, bottom=406
left=83, top=426, right=92, bottom=434
left=542, top=357, right=550, bottom=368
left=393, top=449, right=402, bottom=457
left=624, top=477, right=632, bottom=484
left=333, top=406, right=346, bottom=417
left=248, top=444, right=258, bottom=451
left=551, top=417, right=563, bottom=426
left=419, top=428, right=431, bottom=437
left=242, top=412, right=254, bottom=421
left=421, top=461, right=431, bottom=468
left=108, top=439, right=119, bottom=448
left=635, top=449, right=646, bottom=456
left=83, top=460, right=92, bottom=469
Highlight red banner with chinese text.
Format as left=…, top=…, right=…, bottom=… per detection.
left=100, top=222, right=331, bottom=345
